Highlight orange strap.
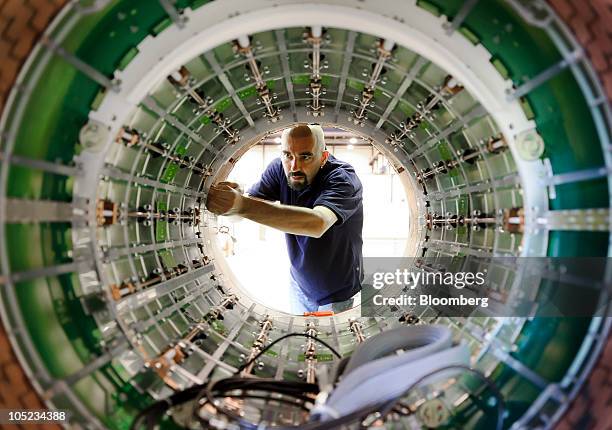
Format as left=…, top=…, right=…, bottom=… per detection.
left=303, top=311, right=334, bottom=317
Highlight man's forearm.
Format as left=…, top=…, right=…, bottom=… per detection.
left=238, top=195, right=325, bottom=237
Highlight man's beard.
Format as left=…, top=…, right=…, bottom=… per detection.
left=287, top=172, right=309, bottom=191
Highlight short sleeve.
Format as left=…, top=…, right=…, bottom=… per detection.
left=246, top=158, right=282, bottom=201
left=313, top=170, right=362, bottom=226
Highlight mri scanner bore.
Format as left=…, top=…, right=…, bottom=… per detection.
left=0, top=0, right=611, bottom=429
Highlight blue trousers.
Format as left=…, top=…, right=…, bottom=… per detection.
left=289, top=275, right=357, bottom=314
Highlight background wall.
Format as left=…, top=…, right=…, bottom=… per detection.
left=222, top=141, right=409, bottom=311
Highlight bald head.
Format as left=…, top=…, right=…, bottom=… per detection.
left=288, top=124, right=312, bottom=139
left=282, top=124, right=326, bottom=155
left=279, top=124, right=329, bottom=191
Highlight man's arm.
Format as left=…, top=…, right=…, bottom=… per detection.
left=239, top=195, right=337, bottom=238
left=206, top=183, right=337, bottom=237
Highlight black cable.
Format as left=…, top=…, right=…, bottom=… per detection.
left=234, top=332, right=342, bottom=376
left=130, top=404, right=165, bottom=430
left=195, top=392, right=316, bottom=430
left=204, top=377, right=318, bottom=398
left=195, top=377, right=320, bottom=429
left=189, top=333, right=331, bottom=430
left=195, top=393, right=314, bottom=430
left=131, top=331, right=341, bottom=429
left=132, top=359, right=503, bottom=430
left=131, top=377, right=320, bottom=429
left=217, top=393, right=313, bottom=410
left=130, top=384, right=206, bottom=430
left=331, top=355, right=350, bottom=382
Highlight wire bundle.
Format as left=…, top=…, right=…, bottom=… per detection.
left=131, top=333, right=338, bottom=430
left=131, top=327, right=505, bottom=430
left=195, top=378, right=319, bottom=429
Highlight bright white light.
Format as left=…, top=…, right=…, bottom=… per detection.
left=347, top=144, right=355, bottom=150
left=274, top=137, right=282, bottom=143
left=225, top=140, right=410, bottom=312
left=349, top=137, right=358, bottom=144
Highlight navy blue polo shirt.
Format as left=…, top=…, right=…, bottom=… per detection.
left=246, top=154, right=364, bottom=305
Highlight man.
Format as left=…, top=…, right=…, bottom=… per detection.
left=206, top=124, right=364, bottom=314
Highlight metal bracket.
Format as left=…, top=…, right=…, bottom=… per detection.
left=41, top=36, right=121, bottom=92
left=443, top=0, right=479, bottom=35
left=507, top=49, right=583, bottom=102
left=5, top=198, right=77, bottom=224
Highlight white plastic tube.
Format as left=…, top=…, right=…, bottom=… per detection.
left=342, top=325, right=452, bottom=375
left=237, top=34, right=250, bottom=48
left=382, top=38, right=395, bottom=51
left=313, top=325, right=470, bottom=421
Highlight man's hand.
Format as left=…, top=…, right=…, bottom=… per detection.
left=206, top=181, right=244, bottom=215
left=207, top=181, right=338, bottom=237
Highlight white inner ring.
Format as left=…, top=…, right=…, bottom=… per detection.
left=87, top=0, right=548, bottom=258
